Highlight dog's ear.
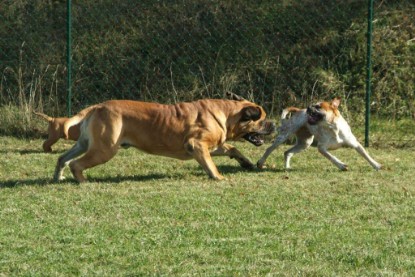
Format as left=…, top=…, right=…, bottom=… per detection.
left=241, top=106, right=262, bottom=121
left=226, top=92, right=246, bottom=101
left=331, top=97, right=341, bottom=109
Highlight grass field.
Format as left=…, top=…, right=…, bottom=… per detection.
left=1, top=136, right=414, bottom=276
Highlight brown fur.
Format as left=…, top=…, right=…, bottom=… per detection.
left=33, top=111, right=80, bottom=152
left=54, top=99, right=275, bottom=182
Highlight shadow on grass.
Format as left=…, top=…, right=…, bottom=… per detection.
left=1, top=165, right=283, bottom=189
left=0, top=177, right=57, bottom=188
left=0, top=149, right=46, bottom=155
left=88, top=173, right=168, bottom=183
left=0, top=173, right=169, bottom=189
left=217, top=164, right=289, bottom=175
left=0, top=149, right=67, bottom=155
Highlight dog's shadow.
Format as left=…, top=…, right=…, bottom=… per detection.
left=0, top=148, right=70, bottom=155
left=217, top=164, right=289, bottom=175
left=249, top=165, right=298, bottom=174
left=0, top=173, right=168, bottom=189
left=1, top=165, right=285, bottom=189
left=88, top=173, right=168, bottom=184
left=0, top=177, right=54, bottom=188
left=0, top=149, right=45, bottom=155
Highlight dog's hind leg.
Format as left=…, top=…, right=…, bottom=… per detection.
left=53, top=138, right=88, bottom=181
left=256, top=132, right=292, bottom=169
left=257, top=113, right=307, bottom=169
left=43, top=138, right=57, bottom=152
left=353, top=143, right=382, bottom=170
left=284, top=133, right=314, bottom=169
left=69, top=120, right=121, bottom=182
left=211, top=143, right=254, bottom=169
left=68, top=146, right=119, bottom=182
left=42, top=124, right=61, bottom=152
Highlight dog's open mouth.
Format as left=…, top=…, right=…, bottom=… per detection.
left=243, top=133, right=265, bottom=146
left=243, top=121, right=276, bottom=146
left=307, top=111, right=324, bottom=125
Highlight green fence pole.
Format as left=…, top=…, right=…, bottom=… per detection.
left=365, top=0, right=374, bottom=147
left=66, top=0, right=72, bottom=116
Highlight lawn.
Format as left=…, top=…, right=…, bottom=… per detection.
left=0, top=136, right=414, bottom=275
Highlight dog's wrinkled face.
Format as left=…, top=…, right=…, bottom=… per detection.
left=306, top=98, right=341, bottom=125
left=230, top=103, right=276, bottom=146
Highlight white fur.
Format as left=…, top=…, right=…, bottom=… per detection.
left=257, top=102, right=381, bottom=171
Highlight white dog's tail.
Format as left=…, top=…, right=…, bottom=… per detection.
left=33, top=111, right=53, bottom=122
left=281, top=106, right=302, bottom=119
left=63, top=104, right=99, bottom=139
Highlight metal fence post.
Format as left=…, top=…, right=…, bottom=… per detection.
left=365, top=0, right=374, bottom=147
left=67, top=0, right=72, bottom=116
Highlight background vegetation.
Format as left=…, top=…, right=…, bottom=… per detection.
left=1, top=1, right=415, bottom=274
left=1, top=1, right=414, bottom=120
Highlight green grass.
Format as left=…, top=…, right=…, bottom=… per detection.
left=1, top=136, right=415, bottom=276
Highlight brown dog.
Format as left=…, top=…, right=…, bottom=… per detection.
left=32, top=112, right=80, bottom=152
left=257, top=98, right=381, bottom=171
left=54, top=98, right=275, bottom=182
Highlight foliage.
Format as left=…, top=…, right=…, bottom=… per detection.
left=0, top=0, right=414, bottom=118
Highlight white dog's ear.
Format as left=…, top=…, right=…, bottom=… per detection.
left=331, top=97, right=341, bottom=109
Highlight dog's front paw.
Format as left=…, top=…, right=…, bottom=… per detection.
left=256, top=161, right=266, bottom=169
left=211, top=174, right=225, bottom=181
left=339, top=164, right=348, bottom=171
left=233, top=156, right=255, bottom=170
left=53, top=175, right=66, bottom=182
left=241, top=161, right=255, bottom=170
left=373, top=163, right=382, bottom=171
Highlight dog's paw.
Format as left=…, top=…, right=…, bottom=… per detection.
left=339, top=164, right=349, bottom=171
left=212, top=175, right=225, bottom=181
left=241, top=161, right=255, bottom=170
left=53, top=176, right=66, bottom=182
left=373, top=164, right=382, bottom=171
left=256, top=162, right=266, bottom=169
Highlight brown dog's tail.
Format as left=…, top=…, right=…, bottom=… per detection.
left=63, top=105, right=99, bottom=139
left=281, top=106, right=302, bottom=119
left=32, top=111, right=53, bottom=122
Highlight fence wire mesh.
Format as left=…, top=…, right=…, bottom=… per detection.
left=0, top=0, right=414, bottom=147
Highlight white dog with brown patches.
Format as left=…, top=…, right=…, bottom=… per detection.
left=257, top=98, right=381, bottom=171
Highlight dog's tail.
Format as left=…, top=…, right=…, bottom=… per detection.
left=32, top=111, right=53, bottom=122
left=226, top=91, right=246, bottom=101
left=281, top=106, right=302, bottom=119
left=63, top=105, right=99, bottom=140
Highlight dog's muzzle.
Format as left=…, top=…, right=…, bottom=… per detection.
left=306, top=107, right=324, bottom=125
left=243, top=121, right=276, bottom=146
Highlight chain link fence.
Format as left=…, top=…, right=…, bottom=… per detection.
left=1, top=0, right=414, bottom=146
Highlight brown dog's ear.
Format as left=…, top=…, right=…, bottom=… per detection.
left=331, top=97, right=341, bottom=109
left=241, top=106, right=262, bottom=121
left=226, top=92, right=246, bottom=101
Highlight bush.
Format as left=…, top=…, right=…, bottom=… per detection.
left=0, top=0, right=414, bottom=119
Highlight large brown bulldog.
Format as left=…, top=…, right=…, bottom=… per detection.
left=54, top=97, right=275, bottom=182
